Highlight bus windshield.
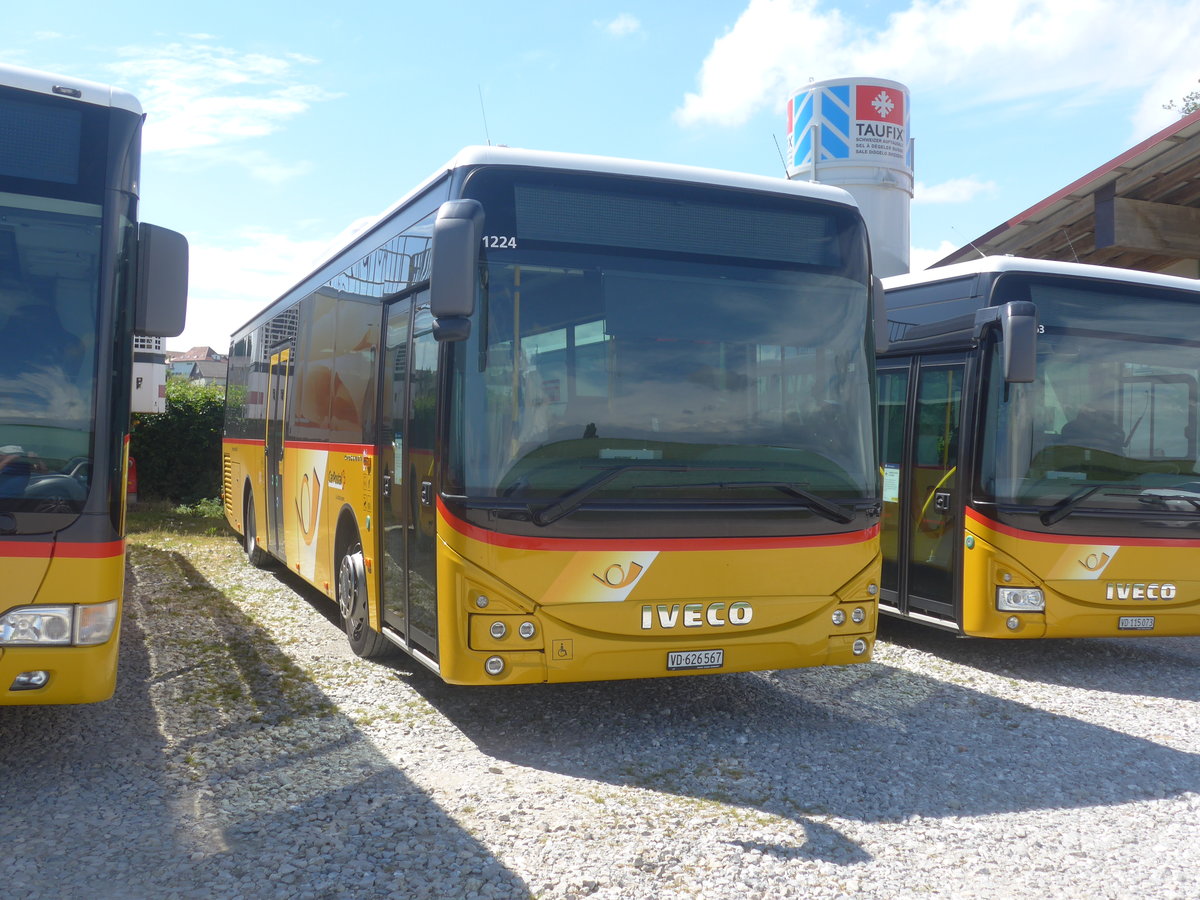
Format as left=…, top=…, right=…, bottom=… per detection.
left=0, top=192, right=100, bottom=523
left=449, top=171, right=876, bottom=511
left=979, top=277, right=1200, bottom=518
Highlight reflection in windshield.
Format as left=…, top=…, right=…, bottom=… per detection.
left=979, top=280, right=1200, bottom=517
left=452, top=258, right=875, bottom=506
left=0, top=196, right=99, bottom=519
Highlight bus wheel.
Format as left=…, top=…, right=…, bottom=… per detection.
left=244, top=492, right=271, bottom=569
left=337, top=541, right=393, bottom=659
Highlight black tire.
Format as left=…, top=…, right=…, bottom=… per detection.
left=244, top=492, right=272, bottom=569
left=338, top=541, right=394, bottom=659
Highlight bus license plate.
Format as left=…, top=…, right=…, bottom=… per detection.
left=1119, top=616, right=1155, bottom=631
left=667, top=649, right=724, bottom=671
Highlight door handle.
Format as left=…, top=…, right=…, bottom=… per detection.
left=933, top=490, right=952, bottom=513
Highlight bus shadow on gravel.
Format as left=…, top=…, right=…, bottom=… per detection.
left=0, top=544, right=532, bottom=900
left=878, top=616, right=1200, bottom=701
left=406, top=643, right=1200, bottom=867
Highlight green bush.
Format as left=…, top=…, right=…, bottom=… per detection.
left=130, top=380, right=225, bottom=505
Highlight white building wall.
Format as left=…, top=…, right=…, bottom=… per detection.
left=131, top=335, right=167, bottom=413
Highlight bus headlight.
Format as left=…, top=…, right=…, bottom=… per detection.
left=0, top=600, right=118, bottom=646
left=997, top=587, right=1044, bottom=612
left=1, top=606, right=73, bottom=645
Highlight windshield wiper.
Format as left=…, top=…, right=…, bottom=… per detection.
left=527, top=465, right=859, bottom=527
left=1040, top=483, right=1139, bottom=526
left=632, top=480, right=856, bottom=524
left=1139, top=489, right=1200, bottom=513
left=530, top=463, right=698, bottom=527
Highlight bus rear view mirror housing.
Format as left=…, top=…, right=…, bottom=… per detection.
left=430, top=199, right=484, bottom=341
left=134, top=223, right=188, bottom=338
left=974, top=300, right=1037, bottom=383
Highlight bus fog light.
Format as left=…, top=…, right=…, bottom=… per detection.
left=11, top=670, right=50, bottom=690
left=484, top=656, right=505, bottom=676
left=831, top=609, right=846, bottom=626
left=518, top=621, right=536, bottom=639
left=997, top=587, right=1044, bottom=612
left=76, top=600, right=119, bottom=646
left=852, top=639, right=868, bottom=656
left=1007, top=616, right=1021, bottom=631
left=489, top=621, right=507, bottom=640
left=1, top=606, right=73, bottom=645
left=851, top=607, right=866, bottom=624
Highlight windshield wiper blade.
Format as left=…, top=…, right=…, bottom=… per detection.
left=1139, top=490, right=1200, bottom=513
left=745, top=481, right=856, bottom=524
left=633, top=480, right=856, bottom=524
left=1040, top=483, right=1138, bottom=526
left=531, top=463, right=696, bottom=527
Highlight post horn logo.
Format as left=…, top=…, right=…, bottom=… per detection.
left=593, top=562, right=644, bottom=590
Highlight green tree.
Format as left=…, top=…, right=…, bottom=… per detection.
left=130, top=380, right=225, bottom=504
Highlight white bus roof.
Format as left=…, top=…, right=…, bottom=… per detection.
left=885, top=255, right=1200, bottom=294
left=251, top=145, right=863, bottom=338
left=443, top=145, right=857, bottom=204
left=345, top=145, right=860, bottom=257
left=0, top=62, right=141, bottom=115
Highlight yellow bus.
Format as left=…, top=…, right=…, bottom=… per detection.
left=0, top=64, right=188, bottom=704
left=879, top=257, right=1200, bottom=637
left=223, top=146, right=884, bottom=684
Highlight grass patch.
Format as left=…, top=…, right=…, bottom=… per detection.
left=128, top=497, right=230, bottom=538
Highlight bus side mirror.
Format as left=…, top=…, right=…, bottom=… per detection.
left=429, top=199, right=484, bottom=342
left=134, top=223, right=188, bottom=337
left=872, top=276, right=888, bottom=355
left=975, top=300, right=1037, bottom=383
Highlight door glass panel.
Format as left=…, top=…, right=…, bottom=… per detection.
left=876, top=368, right=909, bottom=596
left=266, top=349, right=290, bottom=559
left=380, top=300, right=411, bottom=635
left=407, top=299, right=439, bottom=656
left=907, top=364, right=962, bottom=605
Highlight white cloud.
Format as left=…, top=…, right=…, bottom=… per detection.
left=104, top=42, right=337, bottom=176
left=908, top=240, right=960, bottom=272
left=600, top=14, right=643, bottom=38
left=1131, top=67, right=1200, bottom=139
left=675, top=0, right=1200, bottom=132
left=174, top=228, right=335, bottom=351
left=914, top=176, right=997, bottom=205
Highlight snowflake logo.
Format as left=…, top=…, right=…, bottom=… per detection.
left=871, top=91, right=895, bottom=119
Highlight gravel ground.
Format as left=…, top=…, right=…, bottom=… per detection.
left=2, top=526, right=1198, bottom=900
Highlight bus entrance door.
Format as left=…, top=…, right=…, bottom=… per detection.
left=880, top=356, right=964, bottom=623
left=904, top=358, right=963, bottom=620
left=379, top=294, right=440, bottom=663
left=265, top=348, right=291, bottom=561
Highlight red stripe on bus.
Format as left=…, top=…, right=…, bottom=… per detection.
left=0, top=540, right=124, bottom=560
left=438, top=498, right=879, bottom=552
left=965, top=507, right=1200, bottom=548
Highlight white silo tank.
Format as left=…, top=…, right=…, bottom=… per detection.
left=786, top=77, right=912, bottom=277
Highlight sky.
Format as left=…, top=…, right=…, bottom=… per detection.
left=5, top=0, right=1200, bottom=352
